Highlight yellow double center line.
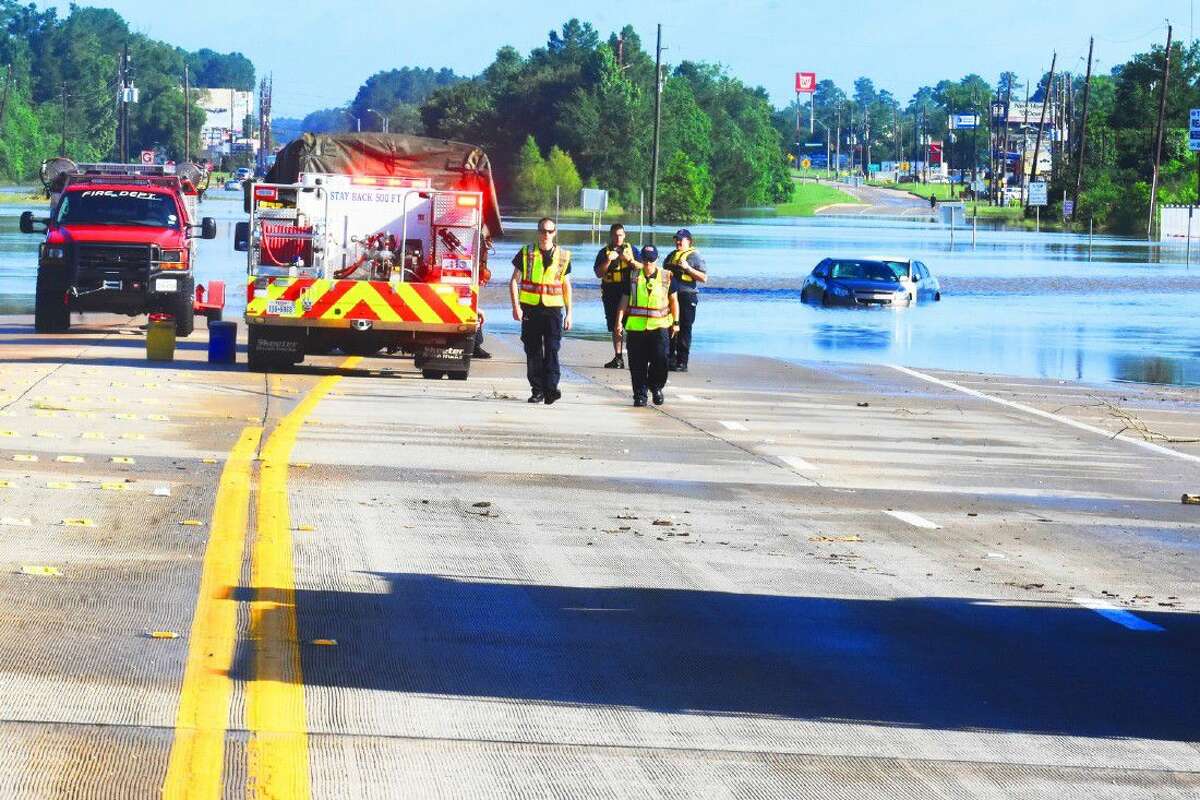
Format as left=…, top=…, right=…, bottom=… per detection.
left=164, top=358, right=360, bottom=799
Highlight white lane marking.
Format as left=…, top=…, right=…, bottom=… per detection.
left=677, top=394, right=701, bottom=403
left=718, top=420, right=748, bottom=431
left=779, top=455, right=818, bottom=471
left=1072, top=597, right=1166, bottom=632
left=884, top=510, right=942, bottom=530
left=890, top=364, right=1200, bottom=465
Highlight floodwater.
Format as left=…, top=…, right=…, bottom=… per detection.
left=3, top=187, right=1199, bottom=388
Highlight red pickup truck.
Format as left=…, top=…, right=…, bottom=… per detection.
left=20, top=161, right=222, bottom=335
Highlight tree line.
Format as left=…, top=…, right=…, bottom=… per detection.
left=286, top=21, right=792, bottom=221
left=0, top=1, right=253, bottom=181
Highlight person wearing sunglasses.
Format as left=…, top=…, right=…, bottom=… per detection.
left=663, top=228, right=706, bottom=372
left=510, top=217, right=573, bottom=404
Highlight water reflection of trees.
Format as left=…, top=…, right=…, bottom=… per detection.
left=1109, top=355, right=1194, bottom=386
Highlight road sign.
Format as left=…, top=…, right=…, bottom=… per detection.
left=580, top=188, right=608, bottom=212
left=800, top=158, right=811, bottom=169
left=1190, top=108, right=1200, bottom=130
left=139, top=150, right=154, bottom=165
left=1190, top=131, right=1200, bottom=152
left=949, top=114, right=979, bottom=130
left=795, top=72, right=816, bottom=93
left=1028, top=182, right=1048, bottom=207
left=1063, top=199, right=1075, bottom=219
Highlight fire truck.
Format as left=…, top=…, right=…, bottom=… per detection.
left=19, top=159, right=223, bottom=335
left=236, top=133, right=502, bottom=377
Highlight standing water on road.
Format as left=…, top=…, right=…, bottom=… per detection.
left=3, top=197, right=1198, bottom=386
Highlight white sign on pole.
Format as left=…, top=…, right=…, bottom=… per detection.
left=140, top=150, right=155, bottom=165
left=1028, top=182, right=1048, bottom=207
left=580, top=188, right=608, bottom=212
left=1190, top=109, right=1200, bottom=151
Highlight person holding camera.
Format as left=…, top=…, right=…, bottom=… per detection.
left=594, top=222, right=636, bottom=369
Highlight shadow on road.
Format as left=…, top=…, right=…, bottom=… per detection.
left=231, top=573, right=1199, bottom=741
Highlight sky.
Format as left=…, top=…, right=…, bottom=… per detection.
left=42, top=0, right=1200, bottom=117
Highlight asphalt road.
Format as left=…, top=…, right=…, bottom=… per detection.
left=0, top=316, right=1196, bottom=798
left=817, top=183, right=936, bottom=217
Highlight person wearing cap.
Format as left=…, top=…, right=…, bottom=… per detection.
left=594, top=223, right=636, bottom=369
left=615, top=244, right=679, bottom=407
left=663, top=229, right=707, bottom=372
left=510, top=217, right=572, bottom=404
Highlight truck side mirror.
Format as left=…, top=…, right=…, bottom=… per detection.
left=233, top=221, right=250, bottom=252
left=201, top=217, right=218, bottom=240
left=19, top=211, right=45, bottom=234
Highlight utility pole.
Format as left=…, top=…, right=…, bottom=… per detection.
left=1072, top=37, right=1094, bottom=216
left=183, top=64, right=190, bottom=162
left=1148, top=24, right=1173, bottom=239
left=649, top=23, right=663, bottom=240
left=1026, top=51, right=1056, bottom=211
left=999, top=80, right=1011, bottom=205
left=117, top=44, right=127, bottom=162
left=59, top=83, right=68, bottom=156
left=121, top=43, right=131, bottom=163
left=835, top=110, right=841, bottom=178
left=0, top=64, right=12, bottom=130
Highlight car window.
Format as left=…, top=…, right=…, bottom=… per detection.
left=829, top=260, right=904, bottom=281
left=916, top=262, right=930, bottom=280
left=814, top=263, right=829, bottom=278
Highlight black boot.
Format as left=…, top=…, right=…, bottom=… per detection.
left=604, top=353, right=624, bottom=369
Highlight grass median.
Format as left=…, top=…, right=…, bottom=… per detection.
left=775, top=180, right=860, bottom=216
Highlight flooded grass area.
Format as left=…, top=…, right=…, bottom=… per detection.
left=4, top=197, right=1200, bottom=387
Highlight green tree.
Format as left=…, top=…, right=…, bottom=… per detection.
left=545, top=145, right=582, bottom=203
left=658, top=150, right=713, bottom=223
left=513, top=135, right=553, bottom=210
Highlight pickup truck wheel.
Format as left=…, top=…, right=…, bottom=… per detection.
left=448, top=371, right=469, bottom=381
left=172, top=276, right=196, bottom=337
left=421, top=369, right=445, bottom=380
left=34, top=267, right=70, bottom=333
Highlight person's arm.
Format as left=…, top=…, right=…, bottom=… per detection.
left=594, top=248, right=613, bottom=280
left=683, top=254, right=708, bottom=284
left=509, top=266, right=523, bottom=321
left=669, top=291, right=680, bottom=336
left=562, top=275, right=573, bottom=331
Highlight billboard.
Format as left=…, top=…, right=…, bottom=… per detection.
left=795, top=72, right=816, bottom=93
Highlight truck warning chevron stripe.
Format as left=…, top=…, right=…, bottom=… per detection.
left=247, top=277, right=476, bottom=326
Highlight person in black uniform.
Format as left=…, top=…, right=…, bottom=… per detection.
left=510, top=218, right=572, bottom=404
left=663, top=228, right=707, bottom=372
left=594, top=223, right=636, bottom=369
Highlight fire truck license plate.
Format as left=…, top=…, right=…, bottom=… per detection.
left=266, top=300, right=294, bottom=315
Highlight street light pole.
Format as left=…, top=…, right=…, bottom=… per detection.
left=366, top=108, right=388, bottom=133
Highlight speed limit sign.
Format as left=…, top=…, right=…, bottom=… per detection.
left=140, top=150, right=154, bottom=165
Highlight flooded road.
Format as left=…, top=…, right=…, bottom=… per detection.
left=3, top=191, right=1198, bottom=386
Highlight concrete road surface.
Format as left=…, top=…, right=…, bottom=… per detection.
left=0, top=316, right=1196, bottom=799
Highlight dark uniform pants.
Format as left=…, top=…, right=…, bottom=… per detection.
left=669, top=292, right=699, bottom=367
left=520, top=304, right=563, bottom=394
left=627, top=328, right=669, bottom=400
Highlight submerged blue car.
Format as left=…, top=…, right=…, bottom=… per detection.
left=800, top=257, right=941, bottom=307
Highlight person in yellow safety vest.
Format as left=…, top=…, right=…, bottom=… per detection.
left=663, top=228, right=707, bottom=372
left=594, top=222, right=637, bottom=369
left=615, top=244, right=679, bottom=407
left=510, top=217, right=572, bottom=404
